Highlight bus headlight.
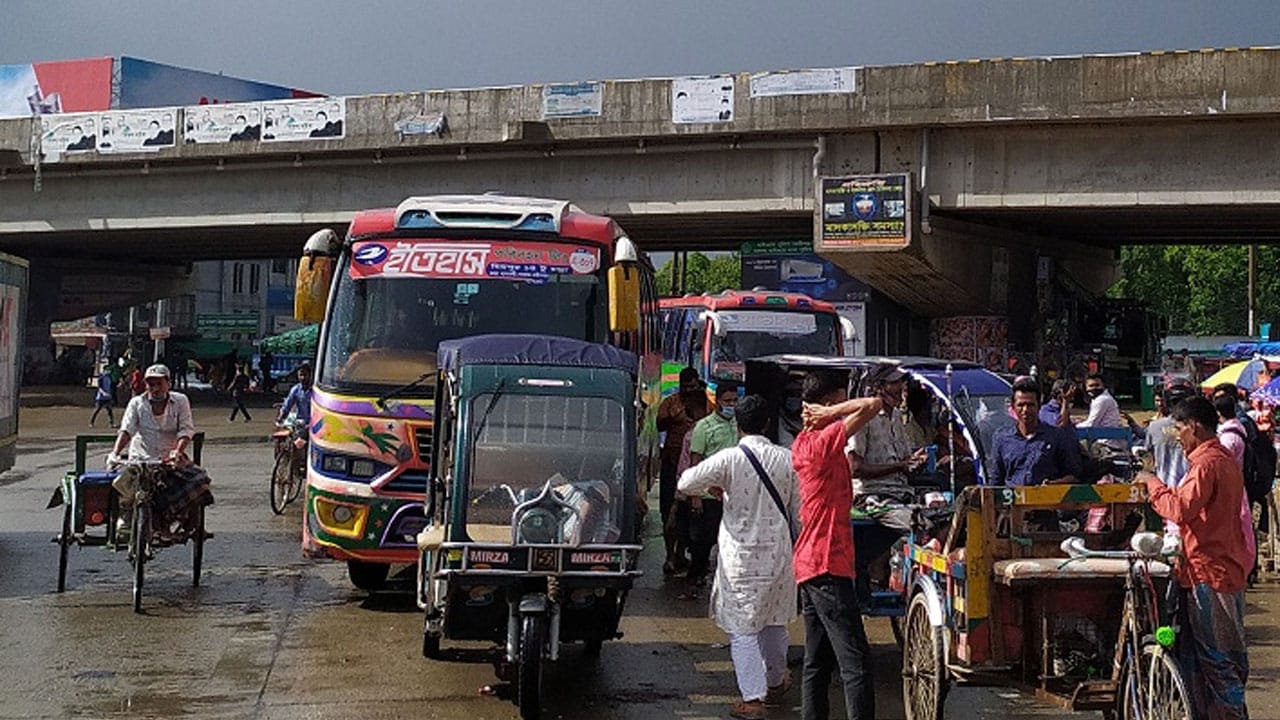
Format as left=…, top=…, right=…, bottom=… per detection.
left=322, top=454, right=348, bottom=474
left=350, top=459, right=377, bottom=478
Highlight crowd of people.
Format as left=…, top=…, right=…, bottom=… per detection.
left=657, top=363, right=1258, bottom=720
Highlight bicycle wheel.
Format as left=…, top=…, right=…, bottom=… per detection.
left=1145, top=648, right=1193, bottom=720
left=132, top=504, right=150, bottom=614
left=270, top=445, right=292, bottom=515
left=192, top=505, right=205, bottom=587
left=902, top=592, right=946, bottom=720
left=288, top=448, right=305, bottom=503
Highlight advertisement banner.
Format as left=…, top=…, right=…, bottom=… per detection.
left=261, top=97, right=346, bottom=142
left=348, top=240, right=601, bottom=285
left=672, top=76, right=734, bottom=124
left=817, top=174, right=911, bottom=250
left=97, top=108, right=177, bottom=152
left=183, top=102, right=263, bottom=144
left=119, top=56, right=319, bottom=108
left=0, top=57, right=113, bottom=119
left=542, top=82, right=603, bottom=118
left=750, top=67, right=858, bottom=97
left=39, top=113, right=98, bottom=162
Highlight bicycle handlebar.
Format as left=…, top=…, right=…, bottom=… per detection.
left=1060, top=532, right=1181, bottom=561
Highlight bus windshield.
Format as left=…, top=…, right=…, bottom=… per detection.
left=709, top=310, right=840, bottom=379
left=319, top=250, right=608, bottom=394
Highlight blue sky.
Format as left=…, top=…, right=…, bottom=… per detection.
left=4, top=0, right=1278, bottom=95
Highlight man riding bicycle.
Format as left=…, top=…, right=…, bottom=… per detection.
left=275, top=363, right=313, bottom=427
left=108, top=364, right=213, bottom=542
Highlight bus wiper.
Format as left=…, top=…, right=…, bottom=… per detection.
left=375, top=372, right=433, bottom=410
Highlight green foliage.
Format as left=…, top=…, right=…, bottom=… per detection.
left=1110, top=245, right=1280, bottom=335
left=655, top=252, right=741, bottom=295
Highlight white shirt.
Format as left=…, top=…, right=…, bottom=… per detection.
left=1079, top=389, right=1124, bottom=451
left=678, top=434, right=798, bottom=634
left=120, top=391, right=195, bottom=463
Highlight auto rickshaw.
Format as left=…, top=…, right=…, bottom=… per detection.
left=416, top=335, right=643, bottom=720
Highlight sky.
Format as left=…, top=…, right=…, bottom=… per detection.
left=4, top=0, right=1279, bottom=96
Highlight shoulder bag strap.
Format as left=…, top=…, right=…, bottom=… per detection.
left=740, top=443, right=797, bottom=543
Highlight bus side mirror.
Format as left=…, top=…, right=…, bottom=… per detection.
left=295, top=229, right=340, bottom=323
left=608, top=265, right=640, bottom=333
left=839, top=317, right=857, bottom=356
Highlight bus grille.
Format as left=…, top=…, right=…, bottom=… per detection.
left=413, top=426, right=433, bottom=462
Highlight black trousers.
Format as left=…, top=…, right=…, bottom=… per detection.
left=800, top=574, right=875, bottom=720
left=686, top=498, right=723, bottom=582
left=230, top=396, right=252, bottom=421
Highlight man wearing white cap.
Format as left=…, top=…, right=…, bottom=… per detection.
left=109, top=364, right=211, bottom=541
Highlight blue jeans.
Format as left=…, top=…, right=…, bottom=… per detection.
left=800, top=574, right=874, bottom=720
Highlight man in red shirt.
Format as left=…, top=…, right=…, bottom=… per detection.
left=792, top=369, right=887, bottom=720
left=1141, top=396, right=1249, bottom=720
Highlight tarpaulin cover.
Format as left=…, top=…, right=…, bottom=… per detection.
left=438, top=334, right=637, bottom=375
left=1223, top=341, right=1280, bottom=358
left=258, top=323, right=319, bottom=355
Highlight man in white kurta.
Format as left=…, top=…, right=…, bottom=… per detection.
left=679, top=395, right=799, bottom=719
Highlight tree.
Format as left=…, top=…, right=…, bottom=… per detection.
left=655, top=252, right=741, bottom=295
left=1110, top=244, right=1280, bottom=336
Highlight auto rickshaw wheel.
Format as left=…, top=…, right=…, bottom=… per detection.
left=518, top=614, right=546, bottom=720
left=422, top=613, right=442, bottom=659
left=347, top=560, right=389, bottom=591
left=57, top=503, right=72, bottom=593
left=902, top=592, right=945, bottom=720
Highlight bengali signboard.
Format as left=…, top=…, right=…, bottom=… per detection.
left=671, top=75, right=734, bottom=124
left=542, top=82, right=603, bottom=118
left=261, top=97, right=346, bottom=142
left=816, top=174, right=911, bottom=251
left=97, top=108, right=177, bottom=152
left=750, top=67, right=857, bottom=97
left=348, top=240, right=601, bottom=285
left=183, top=102, right=263, bottom=144
left=197, top=313, right=261, bottom=338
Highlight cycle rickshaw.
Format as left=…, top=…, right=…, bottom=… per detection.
left=415, top=335, right=644, bottom=720
left=899, top=482, right=1191, bottom=720
left=51, top=432, right=209, bottom=612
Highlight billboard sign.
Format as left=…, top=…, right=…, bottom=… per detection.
left=817, top=174, right=912, bottom=250
left=0, top=57, right=113, bottom=119
left=119, top=56, right=318, bottom=108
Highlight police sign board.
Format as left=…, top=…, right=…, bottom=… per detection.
left=816, top=174, right=911, bottom=251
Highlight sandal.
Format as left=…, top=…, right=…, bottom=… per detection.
left=730, top=700, right=767, bottom=720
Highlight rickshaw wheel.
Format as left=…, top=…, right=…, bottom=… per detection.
left=270, top=446, right=293, bottom=515
left=192, top=506, right=206, bottom=587
left=132, top=504, right=150, bottom=614
left=1129, top=648, right=1191, bottom=720
left=57, top=503, right=72, bottom=593
left=902, top=592, right=945, bottom=720
left=518, top=614, right=546, bottom=720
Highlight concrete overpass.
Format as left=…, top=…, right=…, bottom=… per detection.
left=4, top=47, right=1280, bottom=327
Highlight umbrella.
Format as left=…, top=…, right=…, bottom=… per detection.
left=1200, top=359, right=1269, bottom=392
left=1252, top=376, right=1280, bottom=406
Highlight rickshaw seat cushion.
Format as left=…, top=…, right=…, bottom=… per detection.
left=993, top=557, right=1170, bottom=584
left=78, top=471, right=120, bottom=487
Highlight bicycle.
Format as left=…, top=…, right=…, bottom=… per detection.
left=270, top=418, right=307, bottom=515
left=1061, top=532, right=1193, bottom=720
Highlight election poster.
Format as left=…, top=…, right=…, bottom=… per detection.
left=39, top=113, right=99, bottom=162
left=261, top=97, right=347, bottom=142
left=671, top=75, right=734, bottom=124
left=97, top=108, right=177, bottom=153
left=183, top=102, right=263, bottom=144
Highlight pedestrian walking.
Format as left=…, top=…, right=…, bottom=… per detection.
left=227, top=365, right=252, bottom=422
left=1141, top=396, right=1250, bottom=720
left=678, top=395, right=797, bottom=720
left=684, top=384, right=739, bottom=588
left=656, top=367, right=710, bottom=576
left=89, top=369, right=115, bottom=427
left=128, top=365, right=147, bottom=398
left=791, top=369, right=886, bottom=720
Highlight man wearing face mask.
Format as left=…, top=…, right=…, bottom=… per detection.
left=685, top=384, right=740, bottom=588
left=109, top=364, right=213, bottom=543
left=1078, top=373, right=1126, bottom=452
left=657, top=367, right=711, bottom=575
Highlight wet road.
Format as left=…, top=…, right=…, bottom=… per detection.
left=1, top=417, right=1277, bottom=719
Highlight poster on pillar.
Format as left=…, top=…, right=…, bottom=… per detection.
left=97, top=108, right=177, bottom=153
left=817, top=174, right=911, bottom=251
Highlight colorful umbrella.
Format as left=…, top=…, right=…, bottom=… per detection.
left=1252, top=376, right=1280, bottom=406
left=1200, top=359, right=1269, bottom=392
